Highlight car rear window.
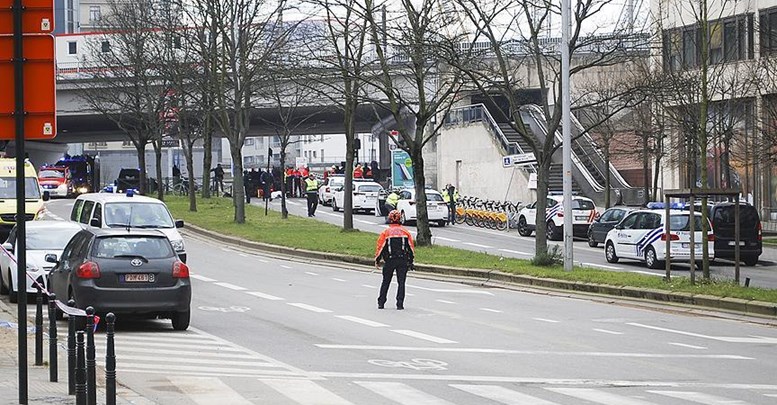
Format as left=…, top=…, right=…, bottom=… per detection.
left=93, top=236, right=174, bottom=259
left=426, top=192, right=444, bottom=202
left=713, top=205, right=760, bottom=228
left=357, top=185, right=382, bottom=193
left=669, top=214, right=706, bottom=231
left=572, top=199, right=595, bottom=210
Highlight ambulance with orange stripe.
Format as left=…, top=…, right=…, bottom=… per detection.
left=516, top=194, right=597, bottom=240
left=0, top=158, right=49, bottom=231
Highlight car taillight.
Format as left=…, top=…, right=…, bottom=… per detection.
left=707, top=234, right=715, bottom=241
left=661, top=233, right=680, bottom=241
left=557, top=212, right=563, bottom=217
left=76, top=262, right=101, bottom=279
left=173, top=261, right=189, bottom=278
left=325, top=187, right=330, bottom=192
left=758, top=222, right=762, bottom=241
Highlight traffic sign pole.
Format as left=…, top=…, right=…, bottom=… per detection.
left=13, top=0, right=28, bottom=403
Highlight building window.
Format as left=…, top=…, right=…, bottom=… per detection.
left=89, top=6, right=101, bottom=23
left=320, top=149, right=324, bottom=163
left=101, top=41, right=110, bottom=53
left=245, top=138, right=254, bottom=146
left=68, top=42, right=77, bottom=55
left=312, top=151, right=317, bottom=159
left=761, top=8, right=777, bottom=56
left=664, top=13, right=753, bottom=71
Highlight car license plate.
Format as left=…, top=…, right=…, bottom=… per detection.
left=124, top=273, right=152, bottom=282
left=575, top=216, right=588, bottom=221
left=681, top=243, right=702, bottom=249
left=728, top=241, right=746, bottom=246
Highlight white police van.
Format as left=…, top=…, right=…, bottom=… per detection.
left=517, top=195, right=597, bottom=240
left=604, top=203, right=714, bottom=269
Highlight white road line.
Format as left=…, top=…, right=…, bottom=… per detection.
left=190, top=274, right=217, bottom=282
left=125, top=363, right=277, bottom=375
left=169, top=376, right=253, bottom=405
left=287, top=303, right=332, bottom=313
left=258, top=259, right=269, bottom=263
left=479, top=308, right=502, bottom=313
left=112, top=335, right=217, bottom=345
left=580, top=262, right=623, bottom=270
left=648, top=390, right=751, bottom=404
left=238, top=253, right=248, bottom=257
left=362, top=284, right=376, bottom=289
left=628, top=322, right=777, bottom=343
left=214, top=282, right=247, bottom=291
left=285, top=201, right=300, bottom=205
left=593, top=329, right=623, bottom=335
left=546, top=387, right=657, bottom=405
left=498, top=248, right=532, bottom=256
left=336, top=315, right=389, bottom=328
left=390, top=330, right=457, bottom=344
left=112, top=355, right=276, bottom=368
left=764, top=394, right=777, bottom=398
left=451, top=384, right=559, bottom=405
left=356, top=219, right=375, bottom=224
left=96, top=348, right=262, bottom=360
left=246, top=291, right=285, bottom=301
left=668, top=342, right=707, bottom=350
left=630, top=270, right=664, bottom=277
left=305, top=271, right=319, bottom=276
left=332, top=278, right=347, bottom=282
left=322, top=212, right=340, bottom=217
left=280, top=265, right=292, bottom=269
left=464, top=242, right=493, bottom=249
left=408, top=286, right=494, bottom=295
left=533, top=318, right=560, bottom=323
left=355, top=381, right=456, bottom=405
left=263, top=379, right=354, bottom=405
left=436, top=299, right=455, bottom=304
left=220, top=247, right=232, bottom=252
left=434, top=236, right=460, bottom=242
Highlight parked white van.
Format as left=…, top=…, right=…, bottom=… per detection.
left=70, top=192, right=187, bottom=262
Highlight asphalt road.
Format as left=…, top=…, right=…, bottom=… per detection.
left=34, top=198, right=777, bottom=404
left=260, top=196, right=777, bottom=289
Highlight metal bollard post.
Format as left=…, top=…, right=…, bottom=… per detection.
left=85, top=307, right=96, bottom=405
left=35, top=286, right=43, bottom=366
left=105, top=313, right=116, bottom=405
left=48, top=293, right=58, bottom=382
left=68, top=299, right=76, bottom=395
left=76, top=331, right=86, bottom=405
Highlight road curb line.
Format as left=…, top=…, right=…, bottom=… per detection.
left=184, top=224, right=777, bottom=319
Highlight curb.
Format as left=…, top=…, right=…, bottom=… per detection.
left=184, top=224, right=777, bottom=319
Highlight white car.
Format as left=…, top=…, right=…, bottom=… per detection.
left=318, top=174, right=345, bottom=206
left=332, top=181, right=383, bottom=213
left=517, top=195, right=597, bottom=240
left=604, top=208, right=715, bottom=269
left=395, top=188, right=449, bottom=227
left=0, top=220, right=83, bottom=303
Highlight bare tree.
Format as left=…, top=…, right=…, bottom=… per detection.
left=363, top=0, right=466, bottom=246
left=76, top=0, right=169, bottom=195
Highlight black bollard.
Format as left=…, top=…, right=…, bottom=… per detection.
left=76, top=331, right=86, bottom=405
left=35, top=286, right=43, bottom=366
left=85, top=307, right=96, bottom=405
left=48, top=293, right=58, bottom=382
left=68, top=299, right=76, bottom=395
left=105, top=313, right=116, bottom=405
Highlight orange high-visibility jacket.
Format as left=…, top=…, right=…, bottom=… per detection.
left=374, top=224, right=415, bottom=262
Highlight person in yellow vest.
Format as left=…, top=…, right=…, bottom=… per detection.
left=305, top=173, right=320, bottom=217
left=383, top=189, right=400, bottom=223
left=442, top=184, right=459, bottom=225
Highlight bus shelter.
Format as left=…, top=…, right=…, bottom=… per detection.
left=663, top=188, right=742, bottom=284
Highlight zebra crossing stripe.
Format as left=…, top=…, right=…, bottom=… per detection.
left=450, top=384, right=559, bottom=404
left=355, top=381, right=456, bottom=405
left=545, top=387, right=657, bottom=405
left=168, top=376, right=253, bottom=405
left=262, top=379, right=354, bottom=405
left=647, top=390, right=752, bottom=404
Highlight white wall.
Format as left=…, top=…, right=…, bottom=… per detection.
left=437, top=123, right=533, bottom=204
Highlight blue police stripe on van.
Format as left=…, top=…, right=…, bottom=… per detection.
left=546, top=204, right=562, bottom=222
left=636, top=227, right=664, bottom=255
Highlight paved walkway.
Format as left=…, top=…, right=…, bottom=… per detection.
left=0, top=299, right=155, bottom=405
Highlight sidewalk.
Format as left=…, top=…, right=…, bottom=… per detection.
left=0, top=299, right=154, bottom=405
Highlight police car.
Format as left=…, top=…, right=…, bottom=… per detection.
left=517, top=195, right=597, bottom=240
left=603, top=204, right=714, bottom=269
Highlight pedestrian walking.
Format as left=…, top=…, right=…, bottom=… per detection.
left=243, top=170, right=252, bottom=203
left=211, top=163, right=225, bottom=195
left=261, top=169, right=273, bottom=202
left=443, top=184, right=459, bottom=225
left=374, top=210, right=415, bottom=310
left=304, top=173, right=320, bottom=217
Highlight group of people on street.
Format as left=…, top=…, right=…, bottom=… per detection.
left=284, top=166, right=312, bottom=198
left=243, top=168, right=274, bottom=203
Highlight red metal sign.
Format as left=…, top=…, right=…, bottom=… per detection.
left=0, top=0, right=54, bottom=34
left=0, top=34, right=57, bottom=140
left=389, top=130, right=399, bottom=136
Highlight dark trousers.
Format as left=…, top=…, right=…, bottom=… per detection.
left=245, top=187, right=251, bottom=203
left=263, top=185, right=271, bottom=201
left=378, top=259, right=409, bottom=307
left=306, top=192, right=318, bottom=216
left=448, top=202, right=456, bottom=224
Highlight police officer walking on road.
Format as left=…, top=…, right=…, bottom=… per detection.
left=305, top=173, right=320, bottom=217
left=375, top=210, right=415, bottom=310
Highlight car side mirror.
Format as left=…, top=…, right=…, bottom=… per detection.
left=2, top=242, right=13, bottom=253
left=45, top=253, right=58, bottom=263
left=175, top=220, right=184, bottom=228
left=42, top=191, right=51, bottom=201
left=90, top=218, right=101, bottom=227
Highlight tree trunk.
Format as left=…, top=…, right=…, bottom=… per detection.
left=154, top=142, right=163, bottom=201
left=342, top=105, right=356, bottom=231
left=202, top=128, right=213, bottom=198
left=230, top=143, right=245, bottom=224
left=184, top=140, right=197, bottom=212
left=604, top=146, right=611, bottom=208
left=642, top=133, right=650, bottom=205
left=412, top=146, right=432, bottom=246
left=534, top=157, right=551, bottom=257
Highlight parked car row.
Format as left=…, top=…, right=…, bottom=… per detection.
left=0, top=191, right=191, bottom=330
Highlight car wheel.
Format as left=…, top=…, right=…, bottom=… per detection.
left=8, top=270, right=17, bottom=303
left=743, top=255, right=759, bottom=266
left=587, top=231, right=598, bottom=247
left=332, top=199, right=339, bottom=212
left=546, top=221, right=561, bottom=241
left=438, top=220, right=446, bottom=227
left=0, top=270, right=8, bottom=295
left=605, top=242, right=619, bottom=263
left=517, top=217, right=532, bottom=236
left=172, top=310, right=191, bottom=331
left=645, top=247, right=663, bottom=269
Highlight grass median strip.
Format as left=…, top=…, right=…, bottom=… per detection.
left=167, top=197, right=777, bottom=304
